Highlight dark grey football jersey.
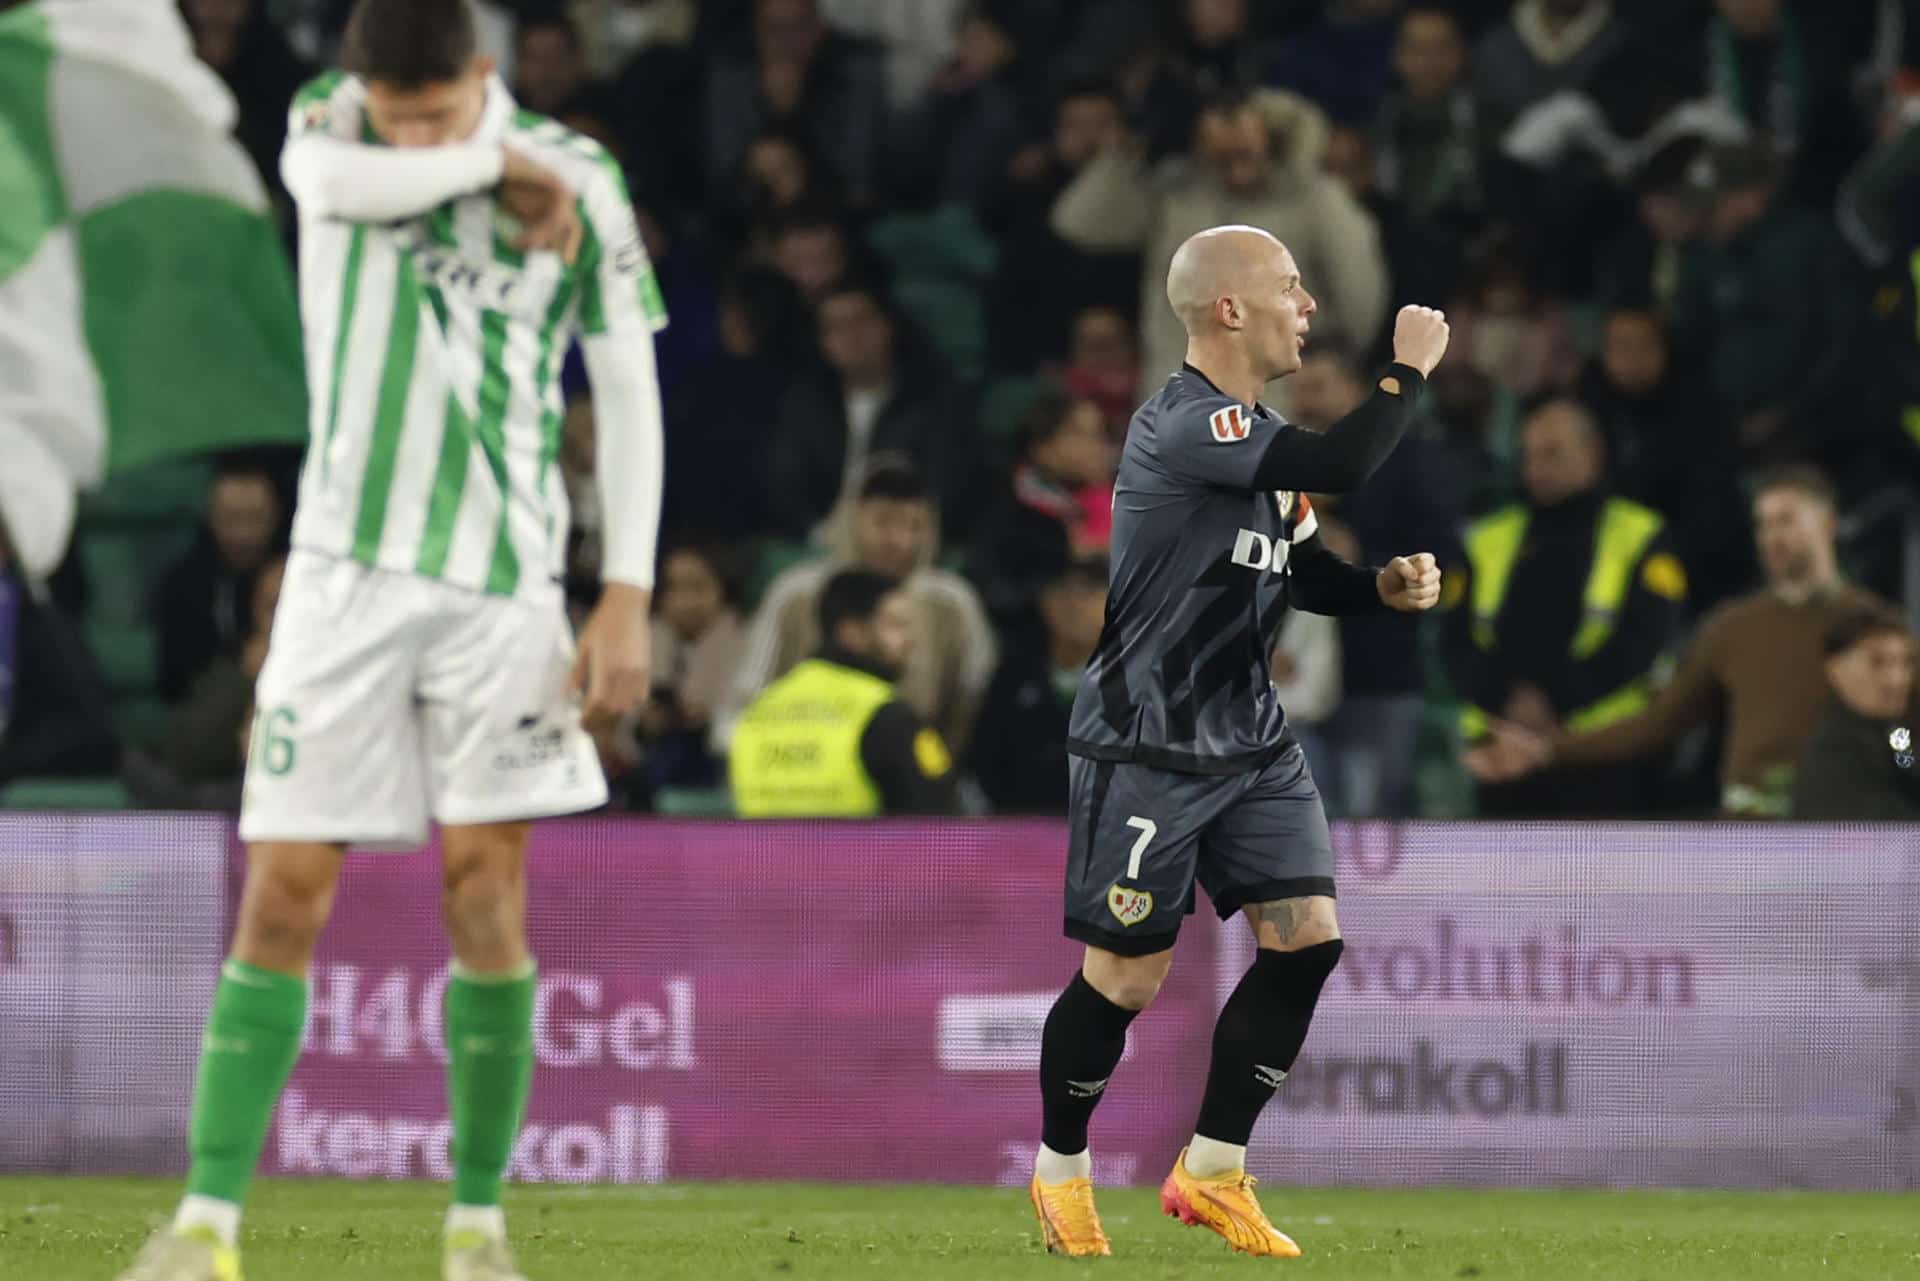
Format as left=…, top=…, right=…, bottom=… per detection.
left=1067, top=365, right=1322, bottom=775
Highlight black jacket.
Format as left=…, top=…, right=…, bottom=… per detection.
left=970, top=648, right=1077, bottom=815
left=1, top=586, right=117, bottom=785
left=767, top=344, right=982, bottom=542
left=154, top=538, right=260, bottom=702
left=1791, top=699, right=1920, bottom=821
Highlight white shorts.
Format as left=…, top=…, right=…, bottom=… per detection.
left=238, top=549, right=607, bottom=848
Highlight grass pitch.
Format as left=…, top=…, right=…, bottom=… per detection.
left=2, top=1176, right=1916, bottom=1280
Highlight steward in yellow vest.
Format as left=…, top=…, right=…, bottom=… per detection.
left=730, top=570, right=957, bottom=817
left=1443, top=401, right=1687, bottom=814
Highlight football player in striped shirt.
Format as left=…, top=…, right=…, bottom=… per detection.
left=115, top=2, right=663, bottom=1279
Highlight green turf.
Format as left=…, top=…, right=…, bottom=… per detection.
left=2, top=1177, right=1916, bottom=1280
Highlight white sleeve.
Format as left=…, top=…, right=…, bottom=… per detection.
left=579, top=330, right=664, bottom=590
left=280, top=135, right=503, bottom=222
left=1272, top=610, right=1343, bottom=726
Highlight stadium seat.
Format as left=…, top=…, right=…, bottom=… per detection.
left=0, top=777, right=131, bottom=811
left=652, top=786, right=734, bottom=817
left=79, top=458, right=212, bottom=525
left=113, top=696, right=174, bottom=753
left=867, top=207, right=998, bottom=381
left=85, top=619, right=159, bottom=696
left=980, top=376, right=1049, bottom=439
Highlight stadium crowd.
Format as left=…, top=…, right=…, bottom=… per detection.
left=4, top=0, right=1920, bottom=820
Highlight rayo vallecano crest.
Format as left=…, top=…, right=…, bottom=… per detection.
left=1107, top=884, right=1153, bottom=927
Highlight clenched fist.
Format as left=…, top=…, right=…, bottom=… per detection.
left=1377, top=553, right=1441, bottom=611
left=1391, top=305, right=1450, bottom=377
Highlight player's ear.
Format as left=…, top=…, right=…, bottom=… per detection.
left=1218, top=295, right=1243, bottom=331
left=471, top=53, right=497, bottom=84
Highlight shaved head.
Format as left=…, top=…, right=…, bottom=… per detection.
left=1166, top=224, right=1315, bottom=389
left=1166, top=225, right=1284, bottom=333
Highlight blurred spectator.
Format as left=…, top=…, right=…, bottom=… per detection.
left=0, top=527, right=117, bottom=787
left=572, top=0, right=699, bottom=78
left=1791, top=605, right=1920, bottom=819
left=713, top=462, right=997, bottom=755
left=636, top=206, right=720, bottom=409
left=1446, top=236, right=1579, bottom=397
left=125, top=555, right=286, bottom=809
left=601, top=541, right=747, bottom=805
left=763, top=204, right=863, bottom=302
left=1271, top=606, right=1343, bottom=760
left=560, top=396, right=604, bottom=620
left=1704, top=0, right=1870, bottom=207
left=1052, top=88, right=1388, bottom=395
left=1281, top=348, right=1463, bottom=817
left=1670, top=141, right=1871, bottom=475
left=969, top=389, right=1116, bottom=630
left=1059, top=304, right=1140, bottom=433
left=1448, top=398, right=1686, bottom=815
left=154, top=457, right=284, bottom=702
left=594, top=0, right=705, bottom=214
left=183, top=0, right=313, bottom=215
left=768, top=278, right=981, bottom=544
left=970, top=552, right=1107, bottom=814
left=730, top=568, right=959, bottom=815
left=890, top=2, right=1030, bottom=207
left=1268, top=0, right=1401, bottom=128
left=1375, top=7, right=1496, bottom=238
left=729, top=127, right=844, bottom=245
left=1581, top=306, right=1752, bottom=609
left=983, top=80, right=1140, bottom=372
left=1132, top=0, right=1281, bottom=160
left=1469, top=465, right=1889, bottom=816
left=1838, top=71, right=1920, bottom=269
left=514, top=13, right=609, bottom=118
left=1321, top=121, right=1466, bottom=327
left=703, top=0, right=890, bottom=206
left=1597, top=133, right=1712, bottom=314
left=819, top=0, right=966, bottom=108
left=662, top=267, right=809, bottom=538
left=1474, top=0, right=1628, bottom=130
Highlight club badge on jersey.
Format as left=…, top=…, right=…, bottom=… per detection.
left=1107, top=885, right=1154, bottom=927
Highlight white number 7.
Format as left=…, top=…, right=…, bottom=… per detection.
left=1124, top=816, right=1157, bottom=880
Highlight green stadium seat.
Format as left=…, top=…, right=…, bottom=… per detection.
left=114, top=696, right=174, bottom=753
left=0, top=777, right=131, bottom=811
left=980, top=376, right=1048, bottom=439
left=891, top=277, right=987, bottom=379
left=86, top=620, right=159, bottom=695
left=78, top=459, right=212, bottom=525
left=653, top=786, right=734, bottom=817
left=868, top=207, right=999, bottom=381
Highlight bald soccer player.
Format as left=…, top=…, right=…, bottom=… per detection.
left=1028, top=226, right=1449, bottom=1258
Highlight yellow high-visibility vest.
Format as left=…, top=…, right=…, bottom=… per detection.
left=729, top=659, right=895, bottom=817
left=1459, top=497, right=1668, bottom=739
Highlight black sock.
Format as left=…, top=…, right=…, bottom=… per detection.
left=1193, top=940, right=1344, bottom=1146
left=1038, top=972, right=1140, bottom=1157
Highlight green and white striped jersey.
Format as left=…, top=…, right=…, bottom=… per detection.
left=282, top=71, right=667, bottom=598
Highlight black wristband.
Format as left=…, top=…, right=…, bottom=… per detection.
left=1380, top=363, right=1427, bottom=402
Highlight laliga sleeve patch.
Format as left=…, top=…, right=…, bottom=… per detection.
left=1209, top=404, right=1250, bottom=442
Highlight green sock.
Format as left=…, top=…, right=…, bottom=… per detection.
left=445, top=961, right=537, bottom=1207
left=185, top=959, right=308, bottom=1205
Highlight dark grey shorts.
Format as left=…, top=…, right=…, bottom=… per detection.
left=1062, top=744, right=1335, bottom=957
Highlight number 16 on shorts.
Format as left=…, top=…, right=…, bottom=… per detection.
left=1107, top=816, right=1157, bottom=927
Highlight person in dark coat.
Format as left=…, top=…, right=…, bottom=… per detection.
left=970, top=553, right=1107, bottom=815
left=767, top=278, right=981, bottom=544
left=153, top=457, right=285, bottom=702
left=0, top=529, right=116, bottom=786
left=1792, top=605, right=1920, bottom=820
